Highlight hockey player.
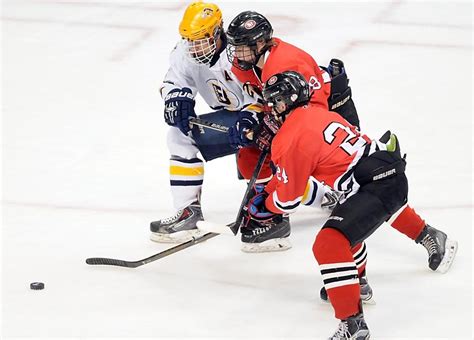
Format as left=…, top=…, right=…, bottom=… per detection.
left=225, top=11, right=359, bottom=126
left=245, top=71, right=457, bottom=338
left=224, top=10, right=367, bottom=267
left=225, top=11, right=355, bottom=252
left=151, top=1, right=309, bottom=252
left=225, top=10, right=454, bottom=297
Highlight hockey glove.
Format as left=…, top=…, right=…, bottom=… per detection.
left=164, top=87, right=196, bottom=135
left=326, top=58, right=360, bottom=128
left=253, top=114, right=282, bottom=152
left=327, top=58, right=345, bottom=77
left=247, top=191, right=275, bottom=223
left=228, top=110, right=259, bottom=149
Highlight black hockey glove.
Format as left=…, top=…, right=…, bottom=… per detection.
left=228, top=110, right=258, bottom=149
left=164, top=87, right=196, bottom=135
left=328, top=58, right=345, bottom=77
left=253, top=114, right=282, bottom=152
left=326, top=58, right=360, bottom=129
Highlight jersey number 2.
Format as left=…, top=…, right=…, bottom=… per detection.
left=323, top=122, right=367, bottom=155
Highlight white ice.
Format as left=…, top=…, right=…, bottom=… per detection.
left=2, top=0, right=473, bottom=339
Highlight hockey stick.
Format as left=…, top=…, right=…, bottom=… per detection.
left=188, top=116, right=265, bottom=233
left=188, top=117, right=229, bottom=133
left=198, top=149, right=269, bottom=236
left=86, top=232, right=219, bottom=268
left=85, top=151, right=268, bottom=268
left=228, top=149, right=269, bottom=235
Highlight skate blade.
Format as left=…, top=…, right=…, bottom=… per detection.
left=196, top=221, right=235, bottom=236
left=436, top=238, right=458, bottom=274
left=362, top=294, right=376, bottom=305
left=150, top=229, right=206, bottom=244
left=241, top=238, right=292, bottom=253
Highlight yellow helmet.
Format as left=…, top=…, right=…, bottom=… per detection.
left=179, top=2, right=223, bottom=41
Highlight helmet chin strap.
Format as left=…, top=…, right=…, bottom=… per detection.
left=252, top=42, right=272, bottom=71
left=256, top=44, right=270, bottom=63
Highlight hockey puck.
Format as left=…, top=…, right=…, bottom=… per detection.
left=30, top=282, right=45, bottom=290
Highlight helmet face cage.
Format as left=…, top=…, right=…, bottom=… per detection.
left=184, top=25, right=221, bottom=65
left=225, top=43, right=258, bottom=71
left=226, top=11, right=273, bottom=71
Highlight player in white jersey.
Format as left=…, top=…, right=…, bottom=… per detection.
left=150, top=2, right=297, bottom=251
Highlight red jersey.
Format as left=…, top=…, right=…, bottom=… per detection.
left=232, top=38, right=331, bottom=109
left=264, top=105, right=381, bottom=215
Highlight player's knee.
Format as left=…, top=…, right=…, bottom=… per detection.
left=167, top=127, right=197, bottom=158
left=313, top=227, right=350, bottom=263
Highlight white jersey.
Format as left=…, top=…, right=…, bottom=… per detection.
left=160, top=40, right=262, bottom=114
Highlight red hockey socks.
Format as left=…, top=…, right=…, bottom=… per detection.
left=313, top=228, right=361, bottom=320
left=388, top=204, right=426, bottom=240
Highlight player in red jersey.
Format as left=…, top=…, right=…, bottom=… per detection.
left=225, top=11, right=359, bottom=128
left=244, top=71, right=458, bottom=338
left=224, top=11, right=358, bottom=253
left=226, top=10, right=456, bottom=302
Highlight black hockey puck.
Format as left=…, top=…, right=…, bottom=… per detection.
left=30, top=282, right=45, bottom=290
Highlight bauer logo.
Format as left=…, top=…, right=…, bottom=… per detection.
left=327, top=216, right=344, bottom=222
left=244, top=20, right=256, bottom=29
left=268, top=76, right=278, bottom=85
left=373, top=168, right=396, bottom=181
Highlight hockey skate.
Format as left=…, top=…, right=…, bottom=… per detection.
left=320, top=270, right=375, bottom=305
left=240, top=215, right=291, bottom=253
left=416, top=224, right=458, bottom=273
left=328, top=312, right=370, bottom=340
left=150, top=201, right=205, bottom=243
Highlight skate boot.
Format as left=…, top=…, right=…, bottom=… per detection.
left=150, top=201, right=204, bottom=243
left=320, top=270, right=374, bottom=305
left=415, top=224, right=458, bottom=273
left=328, top=312, right=370, bottom=340
left=241, top=214, right=291, bottom=253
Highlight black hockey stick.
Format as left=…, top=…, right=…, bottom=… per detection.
left=85, top=151, right=268, bottom=268
left=228, top=149, right=269, bottom=235
left=86, top=232, right=219, bottom=268
left=197, top=149, right=269, bottom=236
left=188, top=116, right=266, bottom=233
left=188, top=117, right=229, bottom=133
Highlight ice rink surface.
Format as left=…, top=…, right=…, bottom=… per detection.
left=2, top=0, right=473, bottom=339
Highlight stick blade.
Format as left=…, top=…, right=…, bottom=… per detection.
left=86, top=257, right=139, bottom=268
left=196, top=221, right=235, bottom=236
